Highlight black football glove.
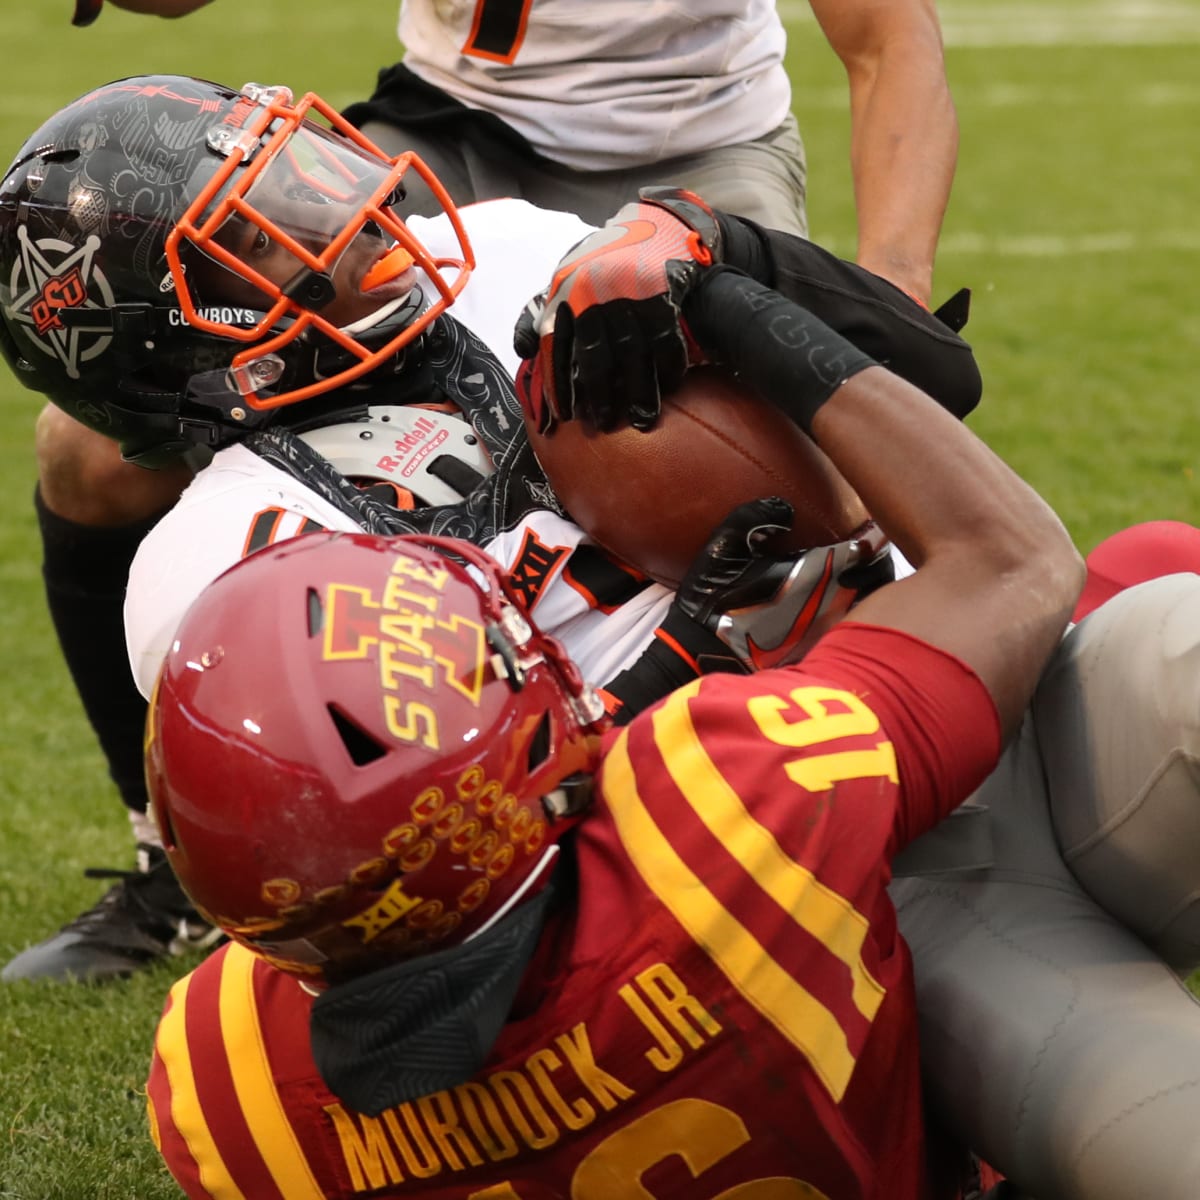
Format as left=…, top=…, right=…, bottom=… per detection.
left=670, top=497, right=893, bottom=671
left=72, top=0, right=103, bottom=23
left=602, top=498, right=892, bottom=721
left=672, top=496, right=800, bottom=647
left=513, top=187, right=721, bottom=435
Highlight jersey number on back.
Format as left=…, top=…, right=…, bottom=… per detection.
left=469, top=1098, right=828, bottom=1198
left=748, top=686, right=898, bottom=792
left=463, top=0, right=533, bottom=62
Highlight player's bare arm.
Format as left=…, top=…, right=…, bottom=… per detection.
left=679, top=267, right=1084, bottom=737
left=807, top=0, right=959, bottom=306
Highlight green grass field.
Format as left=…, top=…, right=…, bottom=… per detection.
left=1, top=1, right=1198, bottom=1195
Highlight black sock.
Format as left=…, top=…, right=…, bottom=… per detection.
left=35, top=487, right=167, bottom=815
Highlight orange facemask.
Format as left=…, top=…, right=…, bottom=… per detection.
left=165, top=83, right=474, bottom=410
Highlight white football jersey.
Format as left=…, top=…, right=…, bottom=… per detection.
left=398, top=0, right=792, bottom=170
left=124, top=197, right=673, bottom=698
left=402, top=196, right=593, bottom=381
left=124, top=443, right=672, bottom=698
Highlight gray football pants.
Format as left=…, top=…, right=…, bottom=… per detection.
left=359, top=113, right=809, bottom=235
left=892, top=574, right=1200, bottom=1200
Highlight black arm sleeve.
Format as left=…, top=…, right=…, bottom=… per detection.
left=682, top=267, right=877, bottom=435
left=712, top=212, right=982, bottom=419
left=714, top=211, right=776, bottom=287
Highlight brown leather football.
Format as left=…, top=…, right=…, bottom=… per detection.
left=526, top=365, right=869, bottom=586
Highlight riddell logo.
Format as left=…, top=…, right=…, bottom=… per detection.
left=394, top=416, right=437, bottom=452
left=375, top=416, right=448, bottom=476
left=222, top=96, right=257, bottom=129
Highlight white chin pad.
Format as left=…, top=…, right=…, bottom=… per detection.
left=298, top=405, right=493, bottom=506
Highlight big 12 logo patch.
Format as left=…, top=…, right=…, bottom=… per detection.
left=6, top=227, right=115, bottom=379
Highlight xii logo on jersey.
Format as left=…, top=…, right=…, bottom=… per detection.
left=6, top=227, right=114, bottom=379
left=508, top=527, right=569, bottom=609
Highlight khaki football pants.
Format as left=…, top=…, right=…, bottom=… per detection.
left=893, top=574, right=1200, bottom=1200
left=360, top=113, right=809, bottom=236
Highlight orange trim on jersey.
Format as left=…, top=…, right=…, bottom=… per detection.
left=242, top=507, right=284, bottom=559
left=604, top=680, right=886, bottom=1102
left=218, top=945, right=327, bottom=1198
left=560, top=567, right=603, bottom=611
left=462, top=0, right=535, bottom=64
left=156, top=972, right=249, bottom=1199
left=559, top=543, right=651, bottom=614
left=897, top=285, right=930, bottom=311
left=654, top=625, right=701, bottom=673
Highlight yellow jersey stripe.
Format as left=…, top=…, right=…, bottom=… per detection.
left=156, top=972, right=248, bottom=1200
left=654, top=681, right=885, bottom=1022
left=605, top=720, right=856, bottom=1100
left=220, top=943, right=326, bottom=1199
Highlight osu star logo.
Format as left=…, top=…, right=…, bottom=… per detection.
left=5, top=227, right=114, bottom=379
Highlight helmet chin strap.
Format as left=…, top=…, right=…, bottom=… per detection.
left=465, top=845, right=560, bottom=943
left=308, top=861, right=560, bottom=1115
left=337, top=282, right=422, bottom=338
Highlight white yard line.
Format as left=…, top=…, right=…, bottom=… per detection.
left=942, top=230, right=1200, bottom=255
left=792, top=82, right=1200, bottom=108
left=815, top=230, right=1200, bottom=257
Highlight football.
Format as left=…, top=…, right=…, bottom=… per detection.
left=526, top=366, right=870, bottom=586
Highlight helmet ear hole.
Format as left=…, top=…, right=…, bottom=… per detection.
left=157, top=800, right=179, bottom=853
left=306, top=588, right=324, bottom=636
left=528, top=711, right=552, bottom=774
left=327, top=705, right=388, bottom=766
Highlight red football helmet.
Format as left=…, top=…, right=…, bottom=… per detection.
left=146, top=531, right=608, bottom=987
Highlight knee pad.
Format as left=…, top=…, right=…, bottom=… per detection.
left=1036, top=574, right=1200, bottom=971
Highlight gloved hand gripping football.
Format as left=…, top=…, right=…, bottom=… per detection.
left=669, top=496, right=892, bottom=671
left=670, top=496, right=802, bottom=657
left=513, top=187, right=721, bottom=434
left=602, top=496, right=893, bottom=721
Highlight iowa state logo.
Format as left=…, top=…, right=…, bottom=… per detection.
left=6, top=227, right=114, bottom=379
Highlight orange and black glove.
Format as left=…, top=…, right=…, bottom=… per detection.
left=513, top=187, right=721, bottom=434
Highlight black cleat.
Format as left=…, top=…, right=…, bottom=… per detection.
left=2, top=844, right=223, bottom=982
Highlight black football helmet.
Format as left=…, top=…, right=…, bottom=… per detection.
left=0, top=76, right=473, bottom=466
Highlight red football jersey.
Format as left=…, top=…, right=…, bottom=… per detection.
left=147, top=622, right=999, bottom=1200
